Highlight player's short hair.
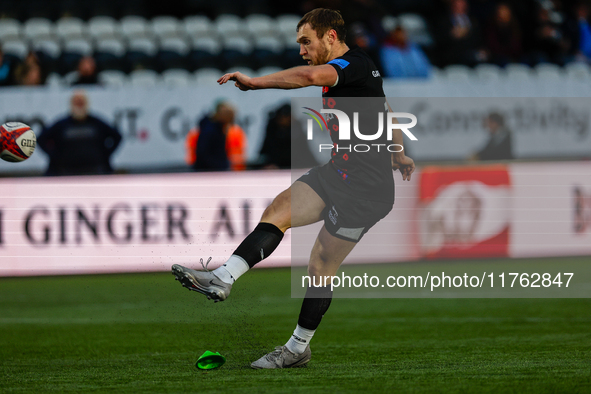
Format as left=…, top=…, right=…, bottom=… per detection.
left=297, top=8, right=347, bottom=42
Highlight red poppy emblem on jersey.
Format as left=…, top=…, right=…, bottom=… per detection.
left=322, top=86, right=329, bottom=94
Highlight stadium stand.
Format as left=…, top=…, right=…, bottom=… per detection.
left=534, top=63, right=563, bottom=80
left=183, top=15, right=214, bottom=38
left=474, top=63, right=502, bottom=83
left=151, top=16, right=181, bottom=40
left=162, top=68, right=192, bottom=87
left=23, top=17, right=54, bottom=40
left=98, top=69, right=127, bottom=87
left=158, top=36, right=190, bottom=70
left=126, top=36, right=157, bottom=71
left=189, top=35, right=221, bottom=70
left=129, top=68, right=159, bottom=87
left=1, top=39, right=28, bottom=63
left=220, top=35, right=253, bottom=69
left=0, top=18, right=21, bottom=41
left=88, top=16, right=119, bottom=40
left=61, top=37, right=93, bottom=73
left=0, top=1, right=590, bottom=87
left=55, top=17, right=86, bottom=40
left=120, top=15, right=150, bottom=39
left=194, top=67, right=222, bottom=85
left=565, top=62, right=591, bottom=80
left=95, top=38, right=126, bottom=72
left=214, top=14, right=244, bottom=39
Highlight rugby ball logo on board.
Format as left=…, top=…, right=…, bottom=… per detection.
left=0, top=122, right=36, bottom=162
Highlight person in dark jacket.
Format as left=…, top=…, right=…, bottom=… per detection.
left=38, top=90, right=122, bottom=176
left=259, top=103, right=318, bottom=169
left=472, top=112, right=513, bottom=161
left=193, top=101, right=246, bottom=171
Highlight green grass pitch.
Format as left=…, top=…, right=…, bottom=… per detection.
left=1, top=260, right=590, bottom=393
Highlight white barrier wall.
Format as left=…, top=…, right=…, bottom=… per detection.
left=0, top=171, right=292, bottom=276
left=1, top=162, right=590, bottom=277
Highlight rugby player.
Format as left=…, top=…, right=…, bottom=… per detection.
left=172, top=8, right=415, bottom=369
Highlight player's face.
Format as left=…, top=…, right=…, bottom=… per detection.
left=297, top=23, right=330, bottom=66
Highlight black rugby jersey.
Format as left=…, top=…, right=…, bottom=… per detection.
left=319, top=47, right=394, bottom=204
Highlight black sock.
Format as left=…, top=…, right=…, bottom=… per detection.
left=297, top=286, right=333, bottom=330
left=233, top=222, right=284, bottom=268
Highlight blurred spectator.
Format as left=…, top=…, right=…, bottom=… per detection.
left=471, top=112, right=513, bottom=161
left=0, top=49, right=15, bottom=87
left=485, top=3, right=523, bottom=66
left=186, top=101, right=247, bottom=171
left=37, top=90, right=122, bottom=176
left=573, top=2, right=591, bottom=60
left=349, top=22, right=383, bottom=72
left=14, top=51, right=44, bottom=86
left=72, top=56, right=99, bottom=85
left=435, top=0, right=488, bottom=66
left=258, top=103, right=317, bottom=169
left=532, top=4, right=570, bottom=65
left=380, top=25, right=431, bottom=78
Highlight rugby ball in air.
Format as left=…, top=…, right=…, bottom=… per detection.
left=0, top=122, right=36, bottom=162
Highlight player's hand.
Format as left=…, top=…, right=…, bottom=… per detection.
left=217, top=72, right=253, bottom=91
left=392, top=154, right=415, bottom=181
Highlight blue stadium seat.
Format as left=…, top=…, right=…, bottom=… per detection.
left=215, top=14, right=244, bottom=39
left=158, top=37, right=190, bottom=71
left=505, top=63, right=532, bottom=81
left=474, top=64, right=502, bottom=83
left=0, top=19, right=21, bottom=42
left=183, top=15, right=214, bottom=38
left=194, top=67, right=222, bottom=85
left=281, top=38, right=301, bottom=69
left=120, top=16, right=150, bottom=39
left=220, top=36, right=253, bottom=69
left=189, top=36, right=221, bottom=70
left=151, top=16, right=181, bottom=40
left=45, top=72, right=64, bottom=88
left=535, top=63, right=563, bottom=80
left=126, top=37, right=158, bottom=71
left=129, top=69, right=159, bottom=87
left=256, top=66, right=283, bottom=77
left=88, top=16, right=119, bottom=40
left=398, top=13, right=432, bottom=46
left=98, top=70, right=127, bottom=88
left=276, top=14, right=300, bottom=42
left=95, top=38, right=126, bottom=72
left=23, top=18, right=54, bottom=40
left=162, top=68, right=192, bottom=87
left=245, top=14, right=274, bottom=37
left=252, top=35, right=283, bottom=69
left=444, top=65, right=472, bottom=82
left=565, top=62, right=591, bottom=80
left=55, top=17, right=86, bottom=41
left=1, top=39, right=29, bottom=64
left=32, top=38, right=61, bottom=74
left=60, top=38, right=93, bottom=74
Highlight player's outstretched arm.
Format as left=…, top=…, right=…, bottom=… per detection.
left=217, top=65, right=338, bottom=91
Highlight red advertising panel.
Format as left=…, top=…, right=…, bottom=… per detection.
left=419, top=165, right=511, bottom=259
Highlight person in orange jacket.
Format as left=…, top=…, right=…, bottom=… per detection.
left=185, top=101, right=247, bottom=171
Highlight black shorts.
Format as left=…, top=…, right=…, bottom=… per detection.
left=297, top=166, right=394, bottom=243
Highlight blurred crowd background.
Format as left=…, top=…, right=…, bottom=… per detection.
left=1, top=0, right=590, bottom=176
left=2, top=0, right=591, bottom=87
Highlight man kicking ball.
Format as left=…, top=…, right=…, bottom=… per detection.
left=172, top=8, right=415, bottom=369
